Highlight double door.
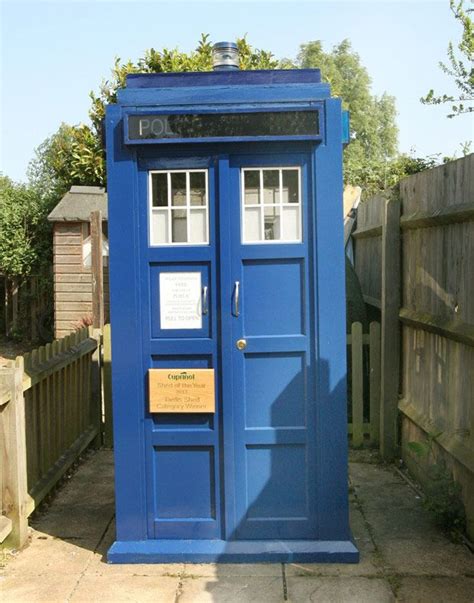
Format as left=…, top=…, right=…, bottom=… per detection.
left=142, top=152, right=317, bottom=541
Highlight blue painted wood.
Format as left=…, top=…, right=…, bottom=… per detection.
left=126, top=68, right=321, bottom=88
left=117, top=85, right=331, bottom=107
left=105, top=104, right=147, bottom=541
left=226, top=153, right=317, bottom=541
left=313, top=98, right=352, bottom=541
left=106, top=67, right=357, bottom=563
left=108, top=538, right=359, bottom=563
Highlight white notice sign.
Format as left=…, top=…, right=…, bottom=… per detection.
left=159, top=272, right=202, bottom=330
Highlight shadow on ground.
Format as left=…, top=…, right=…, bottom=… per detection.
left=1, top=449, right=473, bottom=602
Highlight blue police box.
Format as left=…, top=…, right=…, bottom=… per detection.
left=105, top=44, right=358, bottom=563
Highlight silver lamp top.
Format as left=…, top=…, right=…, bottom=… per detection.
left=212, top=41, right=239, bottom=71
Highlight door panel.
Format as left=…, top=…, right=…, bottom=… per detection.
left=242, top=259, right=304, bottom=336
left=140, top=162, right=222, bottom=541
left=228, top=155, right=316, bottom=540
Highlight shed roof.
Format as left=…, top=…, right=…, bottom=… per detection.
left=48, top=186, right=108, bottom=222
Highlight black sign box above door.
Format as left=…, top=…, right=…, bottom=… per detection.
left=126, top=110, right=320, bottom=142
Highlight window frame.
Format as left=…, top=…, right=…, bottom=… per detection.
left=240, top=166, right=302, bottom=245
left=148, top=169, right=209, bottom=247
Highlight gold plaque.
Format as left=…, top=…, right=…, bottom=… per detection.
left=148, top=369, right=215, bottom=413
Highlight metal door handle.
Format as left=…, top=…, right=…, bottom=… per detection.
left=233, top=281, right=240, bottom=317
left=202, top=286, right=208, bottom=315
left=236, top=338, right=247, bottom=350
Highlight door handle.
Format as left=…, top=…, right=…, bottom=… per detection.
left=236, top=338, right=247, bottom=350
left=202, top=286, right=208, bottom=315
left=233, top=281, right=240, bottom=317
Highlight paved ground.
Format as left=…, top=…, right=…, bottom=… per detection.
left=1, top=450, right=473, bottom=602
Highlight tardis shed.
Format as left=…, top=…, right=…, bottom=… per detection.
left=105, top=61, right=358, bottom=563
left=48, top=186, right=109, bottom=338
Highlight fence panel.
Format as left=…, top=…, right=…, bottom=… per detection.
left=347, top=321, right=381, bottom=447
left=352, top=154, right=474, bottom=539
left=0, top=326, right=101, bottom=547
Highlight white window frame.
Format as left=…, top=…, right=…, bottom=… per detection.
left=148, top=169, right=209, bottom=246
left=240, top=166, right=302, bottom=244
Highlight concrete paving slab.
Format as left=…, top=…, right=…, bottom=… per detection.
left=376, top=538, right=474, bottom=577
left=397, top=576, right=474, bottom=602
left=3, top=530, right=93, bottom=576
left=0, top=571, right=79, bottom=603
left=286, top=576, right=395, bottom=602
left=182, top=562, right=283, bottom=577
left=286, top=506, right=382, bottom=577
left=69, top=574, right=180, bottom=602
left=178, top=576, right=284, bottom=602
left=2, top=450, right=474, bottom=603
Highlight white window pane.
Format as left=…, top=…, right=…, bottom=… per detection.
left=151, top=210, right=169, bottom=244
left=189, top=209, right=207, bottom=243
left=264, top=206, right=281, bottom=240
left=171, top=172, right=187, bottom=206
left=244, top=207, right=262, bottom=242
left=282, top=169, right=299, bottom=203
left=151, top=173, right=168, bottom=207
left=172, top=209, right=187, bottom=242
left=263, top=170, right=280, bottom=205
left=190, top=172, right=206, bottom=206
left=282, top=206, right=300, bottom=241
left=244, top=171, right=260, bottom=205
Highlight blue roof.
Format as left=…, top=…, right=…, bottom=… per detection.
left=126, top=69, right=321, bottom=89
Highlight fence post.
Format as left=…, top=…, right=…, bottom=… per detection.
left=369, top=321, right=381, bottom=445
left=102, top=323, right=113, bottom=448
left=380, top=193, right=401, bottom=460
left=0, top=358, right=28, bottom=548
left=351, top=322, right=364, bottom=447
left=91, top=210, right=104, bottom=330
left=89, top=327, right=103, bottom=448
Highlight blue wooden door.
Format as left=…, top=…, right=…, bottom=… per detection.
left=223, top=154, right=317, bottom=540
left=142, top=153, right=316, bottom=542
left=141, top=160, right=223, bottom=541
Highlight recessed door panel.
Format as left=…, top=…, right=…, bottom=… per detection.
left=228, top=155, right=316, bottom=540
left=244, top=352, right=306, bottom=428
left=242, top=259, right=304, bottom=336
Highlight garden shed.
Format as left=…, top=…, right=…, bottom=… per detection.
left=48, top=186, right=109, bottom=338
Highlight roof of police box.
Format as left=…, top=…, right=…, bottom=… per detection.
left=48, top=186, right=108, bottom=222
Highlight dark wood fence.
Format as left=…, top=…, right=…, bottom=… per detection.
left=347, top=321, right=381, bottom=448
left=352, top=153, right=474, bottom=540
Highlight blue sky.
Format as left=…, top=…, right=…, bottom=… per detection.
left=1, top=0, right=473, bottom=182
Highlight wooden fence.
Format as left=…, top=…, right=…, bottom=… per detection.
left=1, top=274, right=52, bottom=341
left=0, top=326, right=102, bottom=548
left=347, top=321, right=381, bottom=448
left=352, top=154, right=474, bottom=539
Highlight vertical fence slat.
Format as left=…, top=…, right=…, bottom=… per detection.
left=0, top=358, right=28, bottom=548
left=103, top=324, right=113, bottom=447
left=351, top=322, right=364, bottom=447
left=380, top=195, right=401, bottom=460
left=51, top=340, right=60, bottom=466
left=44, top=343, right=53, bottom=472
left=369, top=322, right=381, bottom=445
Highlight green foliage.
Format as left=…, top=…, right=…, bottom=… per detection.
left=295, top=39, right=399, bottom=197
left=30, top=35, right=279, bottom=202
left=407, top=431, right=466, bottom=536
left=0, top=175, right=55, bottom=277
left=421, top=0, right=473, bottom=117
left=88, top=34, right=279, bottom=135
left=28, top=123, right=105, bottom=200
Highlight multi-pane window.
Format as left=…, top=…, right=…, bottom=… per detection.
left=242, top=168, right=301, bottom=243
left=149, top=170, right=209, bottom=245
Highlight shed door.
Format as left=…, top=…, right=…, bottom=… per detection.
left=225, top=157, right=317, bottom=540
left=144, top=155, right=316, bottom=541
